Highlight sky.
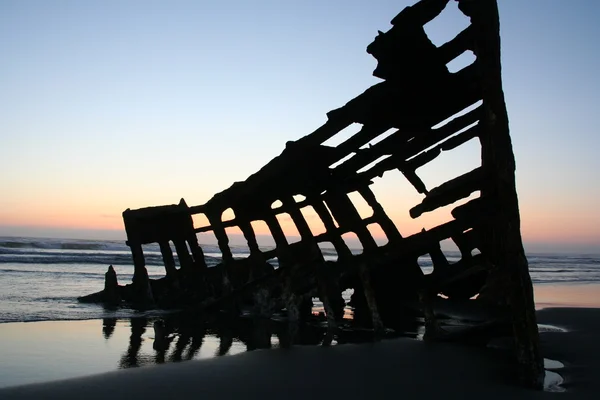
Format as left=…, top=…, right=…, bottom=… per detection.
left=1, top=0, right=599, bottom=253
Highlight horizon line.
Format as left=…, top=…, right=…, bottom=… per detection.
left=1, top=231, right=599, bottom=256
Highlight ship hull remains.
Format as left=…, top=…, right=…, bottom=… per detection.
left=80, top=0, right=544, bottom=389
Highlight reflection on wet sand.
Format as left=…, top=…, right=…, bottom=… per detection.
left=112, top=298, right=537, bottom=370
left=119, top=318, right=147, bottom=369
left=108, top=304, right=436, bottom=370
left=215, top=325, right=233, bottom=357
left=112, top=312, right=368, bottom=369
left=153, top=321, right=172, bottom=364
left=102, top=318, right=116, bottom=339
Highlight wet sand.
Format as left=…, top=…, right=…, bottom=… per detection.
left=536, top=308, right=600, bottom=396
left=0, top=307, right=598, bottom=399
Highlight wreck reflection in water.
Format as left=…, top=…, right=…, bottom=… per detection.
left=108, top=312, right=416, bottom=370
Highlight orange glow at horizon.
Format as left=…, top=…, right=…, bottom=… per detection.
left=0, top=206, right=124, bottom=231
left=4, top=191, right=599, bottom=248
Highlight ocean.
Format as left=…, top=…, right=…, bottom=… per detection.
left=1, top=236, right=600, bottom=324
left=1, top=236, right=600, bottom=389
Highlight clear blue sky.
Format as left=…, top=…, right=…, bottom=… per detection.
left=0, top=0, right=599, bottom=253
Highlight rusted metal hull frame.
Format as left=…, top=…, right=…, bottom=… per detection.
left=116, top=0, right=542, bottom=389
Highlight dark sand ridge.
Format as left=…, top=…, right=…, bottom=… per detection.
left=1, top=308, right=597, bottom=400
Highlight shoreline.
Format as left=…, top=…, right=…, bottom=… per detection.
left=0, top=283, right=599, bottom=395
left=2, top=281, right=599, bottom=325
left=0, top=307, right=597, bottom=398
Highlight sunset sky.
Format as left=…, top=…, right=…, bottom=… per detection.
left=1, top=0, right=599, bottom=253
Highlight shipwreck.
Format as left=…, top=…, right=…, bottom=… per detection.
left=80, top=0, right=545, bottom=389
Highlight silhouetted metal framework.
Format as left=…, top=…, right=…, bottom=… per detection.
left=121, top=0, right=543, bottom=388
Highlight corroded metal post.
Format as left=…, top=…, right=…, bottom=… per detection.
left=461, top=0, right=544, bottom=389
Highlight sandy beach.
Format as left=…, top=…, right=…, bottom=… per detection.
left=2, top=238, right=598, bottom=397
left=0, top=304, right=597, bottom=399
left=536, top=308, right=599, bottom=395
